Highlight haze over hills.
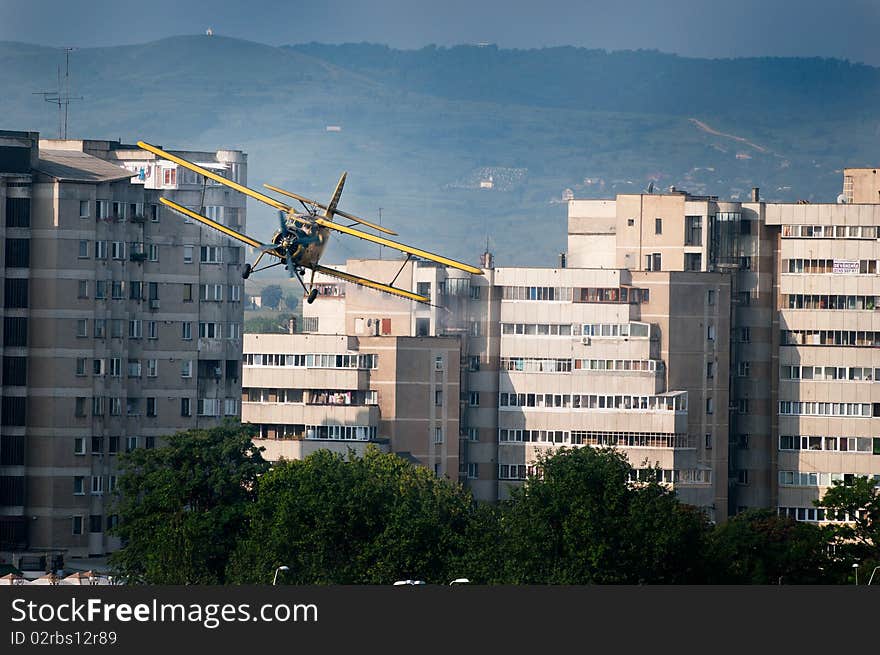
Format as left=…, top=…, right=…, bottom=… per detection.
left=1, top=35, right=878, bottom=267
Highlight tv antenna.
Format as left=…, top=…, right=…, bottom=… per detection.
left=33, top=47, right=83, bottom=139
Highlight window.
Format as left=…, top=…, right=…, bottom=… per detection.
left=76, top=279, right=88, bottom=299
left=130, top=281, right=143, bottom=300
left=468, top=428, right=479, bottom=442
left=148, top=244, right=159, bottom=262
left=468, top=392, right=480, bottom=407
left=149, top=204, right=159, bottom=222
left=434, top=355, right=444, bottom=371
left=75, top=397, right=86, bottom=417
left=109, top=437, right=119, bottom=454
left=75, top=358, right=86, bottom=376
left=199, top=322, right=221, bottom=339
left=417, top=281, right=431, bottom=298
left=147, top=321, right=157, bottom=339
left=91, top=436, right=103, bottom=455
left=109, top=397, right=121, bottom=415
left=148, top=282, right=158, bottom=301
left=739, top=327, right=751, bottom=343
left=645, top=253, right=661, bottom=271
left=705, top=433, right=712, bottom=449
left=467, top=463, right=479, bottom=479
left=224, top=398, right=238, bottom=416
left=706, top=361, right=714, bottom=379
left=79, top=200, right=90, bottom=218
left=685, top=253, right=702, bottom=271
left=706, top=397, right=714, bottom=415
left=89, top=514, right=103, bottom=534
left=738, top=399, right=750, bottom=414
left=162, top=168, right=176, bottom=186
left=740, top=256, right=752, bottom=270
left=227, top=323, right=241, bottom=340
left=737, top=361, right=750, bottom=377
left=416, top=318, right=430, bottom=337
left=128, top=359, right=141, bottom=378
left=147, top=359, right=157, bottom=377
left=125, top=437, right=138, bottom=452
left=72, top=516, right=83, bottom=535
left=74, top=476, right=85, bottom=495
left=182, top=322, right=192, bottom=340
left=94, top=280, right=106, bottom=300
left=129, top=320, right=142, bottom=339
left=5, top=278, right=28, bottom=307
left=91, top=476, right=104, bottom=495
left=183, top=245, right=193, bottom=264
left=655, top=218, right=662, bottom=234
left=468, top=356, right=480, bottom=372
left=707, top=289, right=715, bottom=305
left=435, top=390, right=443, bottom=406
left=78, top=240, right=89, bottom=258
left=5, top=238, right=30, bottom=267
left=145, top=436, right=156, bottom=449
left=111, top=280, right=124, bottom=299
left=181, top=360, right=192, bottom=378
left=183, top=284, right=193, bottom=302
left=230, top=285, right=241, bottom=301
left=200, top=284, right=223, bottom=301
left=433, top=427, right=443, bottom=444
left=181, top=398, right=192, bottom=417
left=96, top=200, right=108, bottom=219
left=200, top=246, right=222, bottom=263
left=111, top=241, right=125, bottom=260
left=94, top=319, right=106, bottom=339
left=685, top=216, right=702, bottom=245
left=74, top=438, right=85, bottom=455
left=707, top=325, right=716, bottom=341
left=736, top=470, right=749, bottom=485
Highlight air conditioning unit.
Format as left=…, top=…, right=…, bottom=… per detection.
left=581, top=336, right=590, bottom=345
left=150, top=299, right=160, bottom=309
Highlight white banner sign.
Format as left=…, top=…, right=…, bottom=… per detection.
left=833, top=259, right=860, bottom=274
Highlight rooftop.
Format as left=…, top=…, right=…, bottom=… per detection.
left=36, top=148, right=132, bottom=183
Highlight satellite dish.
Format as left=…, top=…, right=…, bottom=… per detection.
left=837, top=193, right=847, bottom=204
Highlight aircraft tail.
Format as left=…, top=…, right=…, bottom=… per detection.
left=324, top=172, right=347, bottom=221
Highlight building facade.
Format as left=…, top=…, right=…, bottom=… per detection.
left=295, top=175, right=880, bottom=525
left=0, top=131, right=245, bottom=567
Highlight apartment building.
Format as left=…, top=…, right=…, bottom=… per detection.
left=0, top=131, right=245, bottom=566
left=242, top=333, right=461, bottom=477
left=268, top=173, right=880, bottom=525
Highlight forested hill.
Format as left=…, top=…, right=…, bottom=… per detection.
left=1, top=36, right=878, bottom=265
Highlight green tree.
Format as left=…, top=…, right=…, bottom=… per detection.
left=244, top=313, right=294, bottom=334
left=707, top=509, right=834, bottom=584
left=227, top=447, right=483, bottom=584
left=283, top=292, right=299, bottom=311
left=498, top=447, right=710, bottom=584
left=815, top=476, right=880, bottom=577
left=260, top=284, right=283, bottom=309
left=109, top=422, right=268, bottom=584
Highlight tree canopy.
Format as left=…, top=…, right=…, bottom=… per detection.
left=227, top=447, right=479, bottom=584
left=109, top=422, right=268, bottom=584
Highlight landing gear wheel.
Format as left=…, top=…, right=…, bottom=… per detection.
left=307, top=288, right=318, bottom=304
left=242, top=263, right=252, bottom=280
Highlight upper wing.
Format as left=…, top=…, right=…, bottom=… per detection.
left=137, top=141, right=292, bottom=213
left=159, top=197, right=278, bottom=253
left=313, top=218, right=483, bottom=275
left=313, top=265, right=429, bottom=304
left=263, top=183, right=398, bottom=236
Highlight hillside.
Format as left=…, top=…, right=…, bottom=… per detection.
left=1, top=36, right=878, bottom=266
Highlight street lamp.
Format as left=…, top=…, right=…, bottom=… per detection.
left=852, top=563, right=859, bottom=585
left=273, top=565, right=289, bottom=586
left=868, top=566, right=880, bottom=586
left=449, top=578, right=470, bottom=585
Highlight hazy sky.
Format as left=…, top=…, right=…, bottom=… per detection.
left=2, top=0, right=880, bottom=66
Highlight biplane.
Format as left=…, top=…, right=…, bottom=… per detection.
left=136, top=141, right=482, bottom=304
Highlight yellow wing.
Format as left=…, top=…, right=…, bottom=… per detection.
left=313, top=265, right=429, bottom=303
left=263, top=183, right=398, bottom=235
left=313, top=218, right=482, bottom=275
left=159, top=197, right=278, bottom=254
left=138, top=141, right=292, bottom=213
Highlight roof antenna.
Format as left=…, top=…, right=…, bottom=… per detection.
left=33, top=47, right=83, bottom=139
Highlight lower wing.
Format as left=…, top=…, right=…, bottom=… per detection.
left=313, top=265, right=429, bottom=304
